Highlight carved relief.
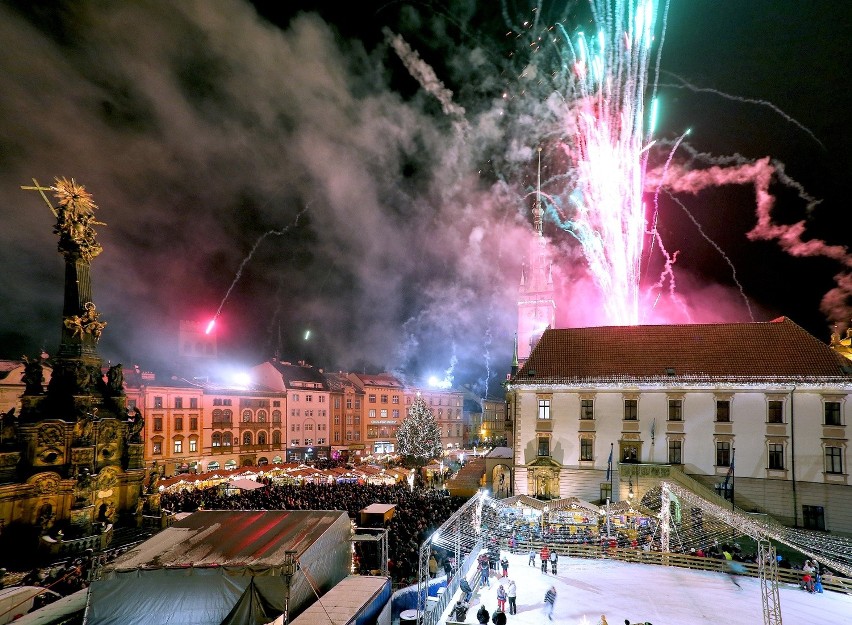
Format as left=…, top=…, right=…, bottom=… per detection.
left=28, top=472, right=62, bottom=495
left=96, top=466, right=118, bottom=491
left=37, top=423, right=64, bottom=447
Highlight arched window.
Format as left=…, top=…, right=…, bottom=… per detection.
left=207, top=461, right=220, bottom=471
left=212, top=433, right=222, bottom=447
left=243, top=431, right=252, bottom=445
left=257, top=410, right=268, bottom=423
left=258, top=431, right=267, bottom=445
left=272, top=430, right=281, bottom=445
left=223, top=432, right=233, bottom=446
left=222, top=409, right=233, bottom=423
left=242, top=410, right=252, bottom=423
left=272, top=410, right=282, bottom=423
left=212, top=409, right=224, bottom=423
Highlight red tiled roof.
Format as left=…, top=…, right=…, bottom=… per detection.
left=514, top=317, right=852, bottom=384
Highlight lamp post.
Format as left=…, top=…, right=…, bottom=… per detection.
left=282, top=549, right=297, bottom=625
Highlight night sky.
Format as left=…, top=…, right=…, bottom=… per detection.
left=1, top=1, right=850, bottom=394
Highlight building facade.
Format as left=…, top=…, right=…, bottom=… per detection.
left=507, top=318, right=852, bottom=534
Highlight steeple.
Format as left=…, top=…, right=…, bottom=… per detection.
left=516, top=148, right=556, bottom=364
left=533, top=147, right=543, bottom=237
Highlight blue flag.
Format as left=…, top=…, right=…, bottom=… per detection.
left=605, top=446, right=613, bottom=482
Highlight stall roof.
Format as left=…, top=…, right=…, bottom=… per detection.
left=105, top=510, right=348, bottom=572
left=227, top=478, right=265, bottom=491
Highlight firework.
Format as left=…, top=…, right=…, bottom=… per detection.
left=544, top=0, right=668, bottom=325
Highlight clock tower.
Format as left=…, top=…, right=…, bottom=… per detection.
left=517, top=148, right=555, bottom=363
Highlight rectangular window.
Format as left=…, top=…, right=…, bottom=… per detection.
left=318, top=438, right=325, bottom=445
left=154, top=397, right=163, bottom=409
left=354, top=415, right=360, bottom=425
left=291, top=439, right=300, bottom=446
left=346, top=416, right=352, bottom=425
left=292, top=394, right=299, bottom=402
left=537, top=398, right=551, bottom=420
left=825, top=401, right=841, bottom=426
left=174, top=397, right=183, bottom=409
left=668, top=399, right=683, bottom=421
left=768, top=400, right=784, bottom=424
left=369, top=394, right=377, bottom=403
left=190, top=417, right=198, bottom=430
left=334, top=415, right=340, bottom=425
left=600, top=482, right=612, bottom=502
left=768, top=443, right=784, bottom=470
left=346, top=432, right=352, bottom=441
left=354, top=431, right=361, bottom=441
left=537, top=436, right=550, bottom=457
left=190, top=397, right=198, bottom=409
left=802, top=505, right=825, bottom=531
left=392, top=409, right=400, bottom=418
left=154, top=418, right=163, bottom=432
left=623, top=399, right=637, bottom=421
left=380, top=409, right=388, bottom=418
left=668, top=440, right=682, bottom=465
left=334, top=397, right=341, bottom=409
left=306, top=395, right=312, bottom=402
left=189, top=439, right=197, bottom=453
left=273, top=400, right=280, bottom=407
left=825, top=446, right=843, bottom=474
left=580, top=438, right=593, bottom=461
left=354, top=399, right=361, bottom=409
left=580, top=399, right=594, bottom=420
left=381, top=395, right=388, bottom=403
left=319, top=396, right=325, bottom=403
left=346, top=398, right=352, bottom=409
left=174, top=417, right=183, bottom=431
left=716, top=400, right=730, bottom=422
left=223, top=399, right=231, bottom=406
left=369, top=409, right=376, bottom=418
left=392, top=396, right=400, bottom=404
left=334, top=432, right=340, bottom=442
left=715, top=441, right=731, bottom=467
left=304, top=438, right=313, bottom=445
left=152, top=442, right=162, bottom=455
left=174, top=439, right=182, bottom=454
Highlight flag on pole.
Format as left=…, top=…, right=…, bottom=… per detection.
left=722, top=453, right=735, bottom=491
left=605, top=445, right=613, bottom=482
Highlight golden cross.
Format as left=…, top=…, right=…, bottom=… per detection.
left=20, top=178, right=57, bottom=217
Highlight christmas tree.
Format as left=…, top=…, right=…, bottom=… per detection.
left=396, top=393, right=443, bottom=462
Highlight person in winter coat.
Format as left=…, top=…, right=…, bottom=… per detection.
left=543, top=585, right=557, bottom=620
left=507, top=579, right=517, bottom=615
left=540, top=545, right=550, bottom=573
left=492, top=609, right=507, bottom=625
left=500, top=556, right=509, bottom=577
left=477, top=605, right=490, bottom=625
left=550, top=549, right=558, bottom=574
left=460, top=577, right=473, bottom=602
left=480, top=558, right=491, bottom=588
left=496, top=584, right=507, bottom=613
left=528, top=548, right=536, bottom=566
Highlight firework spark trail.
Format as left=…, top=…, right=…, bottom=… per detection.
left=663, top=189, right=755, bottom=321
left=207, top=209, right=306, bottom=334
left=546, top=0, right=669, bottom=325
left=656, top=158, right=852, bottom=323
left=384, top=28, right=466, bottom=119
left=661, top=73, right=825, bottom=150
left=645, top=128, right=689, bottom=283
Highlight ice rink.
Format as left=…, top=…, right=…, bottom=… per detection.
left=444, top=550, right=851, bottom=625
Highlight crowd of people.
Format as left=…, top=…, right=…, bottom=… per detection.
left=159, top=480, right=467, bottom=584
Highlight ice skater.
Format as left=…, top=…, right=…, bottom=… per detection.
left=507, top=579, right=517, bottom=615
left=550, top=549, right=558, bottom=574
left=528, top=547, right=536, bottom=566
left=543, top=585, right=556, bottom=620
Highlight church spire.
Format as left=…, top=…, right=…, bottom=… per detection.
left=533, top=146, right=543, bottom=236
